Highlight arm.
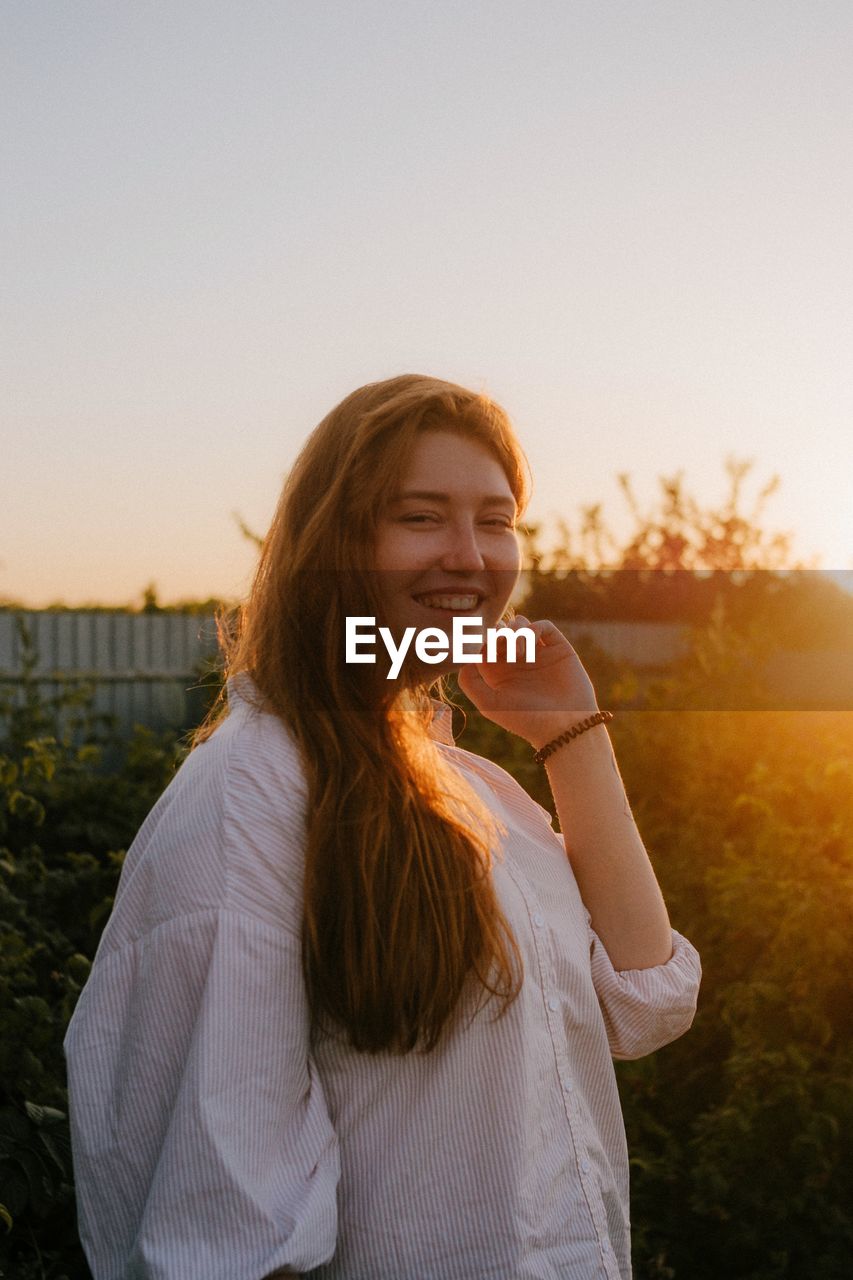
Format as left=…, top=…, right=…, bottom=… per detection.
left=458, top=615, right=673, bottom=971
left=538, top=720, right=672, bottom=970
left=65, top=913, right=338, bottom=1279
left=63, top=705, right=340, bottom=1279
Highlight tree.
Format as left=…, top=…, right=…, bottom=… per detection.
left=517, top=459, right=852, bottom=655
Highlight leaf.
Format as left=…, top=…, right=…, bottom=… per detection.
left=0, top=759, right=19, bottom=787
left=6, top=790, right=46, bottom=826
left=66, top=952, right=91, bottom=983
left=24, top=1102, right=66, bottom=1128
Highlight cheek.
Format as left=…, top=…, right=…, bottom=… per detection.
left=495, top=535, right=522, bottom=573
left=374, top=528, right=434, bottom=574
left=371, top=535, right=414, bottom=576
left=372, top=527, right=403, bottom=573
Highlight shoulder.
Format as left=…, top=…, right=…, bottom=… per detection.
left=163, top=674, right=310, bottom=858
left=99, top=676, right=311, bottom=952
left=212, top=674, right=309, bottom=807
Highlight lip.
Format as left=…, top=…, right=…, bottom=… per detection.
left=411, top=591, right=487, bottom=614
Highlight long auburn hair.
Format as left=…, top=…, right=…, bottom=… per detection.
left=193, top=374, right=531, bottom=1052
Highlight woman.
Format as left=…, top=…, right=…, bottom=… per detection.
left=65, top=374, right=701, bottom=1280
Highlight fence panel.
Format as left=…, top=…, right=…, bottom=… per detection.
left=0, top=610, right=221, bottom=742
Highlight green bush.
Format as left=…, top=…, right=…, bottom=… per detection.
left=0, top=661, right=186, bottom=1279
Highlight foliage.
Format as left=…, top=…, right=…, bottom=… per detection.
left=517, top=459, right=853, bottom=647
left=522, top=456, right=805, bottom=576
left=0, top=634, right=187, bottom=1279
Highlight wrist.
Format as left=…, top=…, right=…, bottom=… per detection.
left=532, top=710, right=613, bottom=764
left=523, top=708, right=602, bottom=752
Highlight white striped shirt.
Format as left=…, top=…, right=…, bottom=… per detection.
left=65, top=674, right=701, bottom=1280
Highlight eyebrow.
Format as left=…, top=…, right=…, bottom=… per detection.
left=392, top=490, right=517, bottom=509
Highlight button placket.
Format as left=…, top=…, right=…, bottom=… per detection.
left=500, top=856, right=616, bottom=1271
left=443, top=744, right=625, bottom=1277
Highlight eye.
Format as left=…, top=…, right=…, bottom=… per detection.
left=482, top=517, right=517, bottom=529
left=400, top=513, right=441, bottom=523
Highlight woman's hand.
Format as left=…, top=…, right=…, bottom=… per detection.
left=457, top=615, right=600, bottom=748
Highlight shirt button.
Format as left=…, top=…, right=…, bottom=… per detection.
left=562, top=1078, right=574, bottom=1093
left=547, top=996, right=559, bottom=1012
left=533, top=911, right=545, bottom=927
left=580, top=1157, right=590, bottom=1173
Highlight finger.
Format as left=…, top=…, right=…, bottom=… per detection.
left=532, top=619, right=572, bottom=648
left=458, top=660, right=501, bottom=703
left=497, top=616, right=550, bottom=662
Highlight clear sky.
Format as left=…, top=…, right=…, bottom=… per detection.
left=3, top=0, right=851, bottom=607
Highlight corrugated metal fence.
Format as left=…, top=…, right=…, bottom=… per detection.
left=0, top=610, right=221, bottom=742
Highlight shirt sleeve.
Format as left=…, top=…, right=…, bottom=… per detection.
left=586, top=917, right=702, bottom=1061
left=64, top=908, right=339, bottom=1280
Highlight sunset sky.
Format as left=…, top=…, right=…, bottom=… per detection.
left=4, top=1, right=851, bottom=607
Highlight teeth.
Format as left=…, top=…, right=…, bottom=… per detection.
left=416, top=594, right=480, bottom=610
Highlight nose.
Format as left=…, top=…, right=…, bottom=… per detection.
left=438, top=520, right=487, bottom=572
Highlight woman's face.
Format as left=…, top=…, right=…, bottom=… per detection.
left=372, top=429, right=523, bottom=678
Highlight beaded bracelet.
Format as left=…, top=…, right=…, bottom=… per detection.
left=532, top=710, right=614, bottom=765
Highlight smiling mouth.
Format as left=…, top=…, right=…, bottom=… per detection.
left=412, top=592, right=484, bottom=611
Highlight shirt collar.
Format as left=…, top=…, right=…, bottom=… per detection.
left=428, top=699, right=455, bottom=746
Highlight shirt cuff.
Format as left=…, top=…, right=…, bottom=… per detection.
left=588, top=925, right=702, bottom=1060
